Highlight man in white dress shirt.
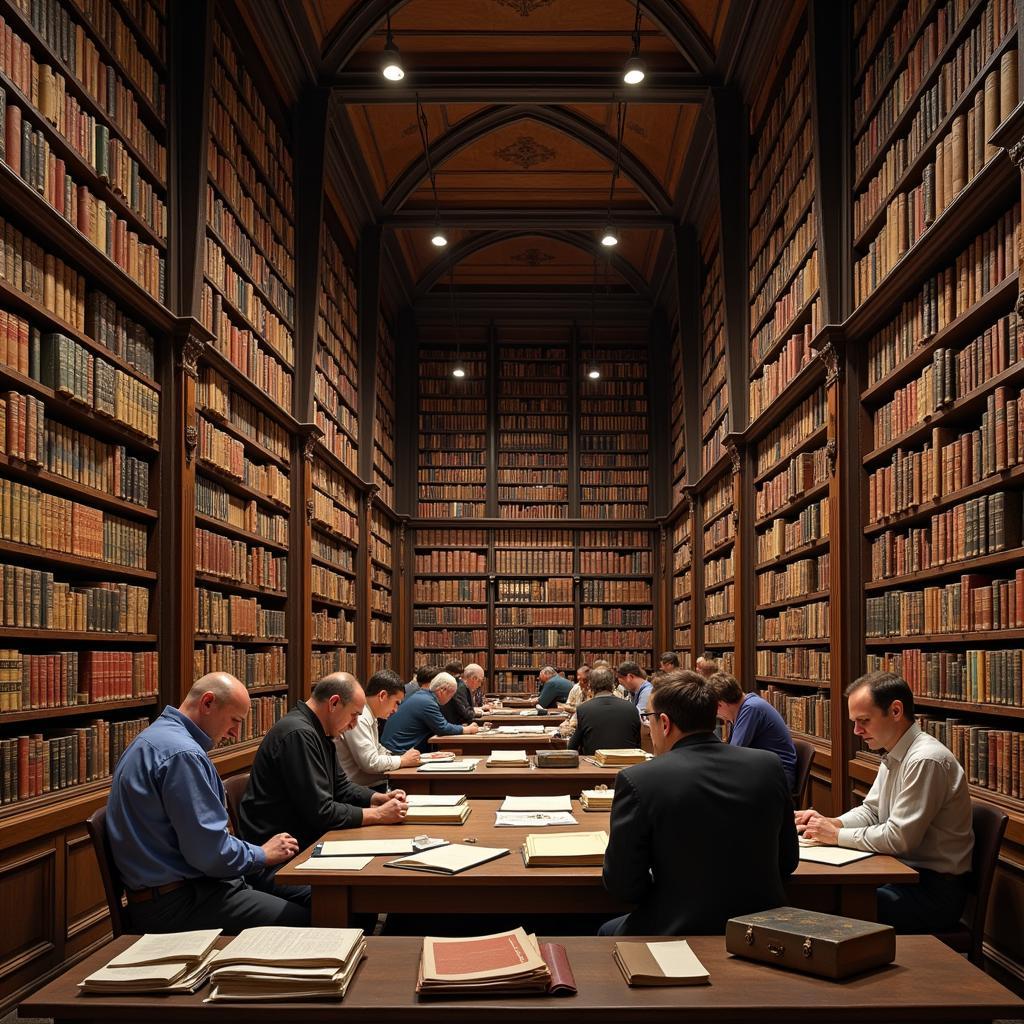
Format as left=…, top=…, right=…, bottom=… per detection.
left=335, top=669, right=420, bottom=788
left=796, top=671, right=973, bottom=931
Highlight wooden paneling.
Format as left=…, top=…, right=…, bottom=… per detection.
left=0, top=841, right=58, bottom=1000
left=64, top=830, right=108, bottom=947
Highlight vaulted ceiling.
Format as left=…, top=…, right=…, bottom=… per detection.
left=265, top=1, right=755, bottom=309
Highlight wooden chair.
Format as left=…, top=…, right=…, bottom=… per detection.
left=224, top=772, right=250, bottom=836
left=936, top=799, right=1008, bottom=966
left=791, top=738, right=815, bottom=806
left=85, top=806, right=130, bottom=938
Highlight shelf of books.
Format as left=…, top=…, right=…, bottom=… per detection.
left=411, top=527, right=489, bottom=670
left=579, top=342, right=650, bottom=519
left=369, top=504, right=394, bottom=672
left=0, top=0, right=168, bottom=814
left=700, top=224, right=728, bottom=475
left=314, top=225, right=358, bottom=476
left=497, top=341, right=569, bottom=520
left=373, top=314, right=396, bottom=511
left=672, top=512, right=693, bottom=666
left=493, top=528, right=574, bottom=692
left=752, top=384, right=831, bottom=743
left=417, top=344, right=488, bottom=518
left=701, top=472, right=736, bottom=672
left=848, top=0, right=1024, bottom=815
left=670, top=324, right=687, bottom=507
left=310, top=459, right=359, bottom=680
left=193, top=13, right=293, bottom=735
left=578, top=529, right=654, bottom=667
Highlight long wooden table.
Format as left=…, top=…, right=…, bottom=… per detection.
left=276, top=799, right=917, bottom=927
left=428, top=731, right=564, bottom=755
left=24, top=934, right=1022, bottom=1024
left=479, top=711, right=568, bottom=727
left=388, top=762, right=621, bottom=797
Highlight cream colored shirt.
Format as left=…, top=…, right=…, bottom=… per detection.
left=837, top=723, right=973, bottom=875
left=334, top=704, right=401, bottom=787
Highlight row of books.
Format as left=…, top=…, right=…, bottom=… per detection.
left=705, top=586, right=734, bottom=619
left=756, top=646, right=830, bottom=680
left=413, top=579, right=486, bottom=603
left=756, top=448, right=828, bottom=521
left=312, top=609, right=355, bottom=644
left=206, top=183, right=292, bottom=294
left=0, top=648, right=157, bottom=711
left=915, top=714, right=1023, bottom=798
left=0, top=564, right=148, bottom=631
left=493, top=550, right=572, bottom=574
left=310, top=468, right=358, bottom=543
left=749, top=321, right=815, bottom=418
left=757, top=496, right=829, bottom=564
left=0, top=715, right=148, bottom=803
left=194, top=527, right=286, bottom=591
left=414, top=551, right=486, bottom=573
left=197, top=368, right=291, bottom=462
left=495, top=578, right=572, bottom=603
left=223, top=694, right=287, bottom=745
left=197, top=417, right=289, bottom=506
left=757, top=553, right=830, bottom=604
left=496, top=606, right=572, bottom=625
left=494, top=628, right=574, bottom=646
left=413, top=606, right=487, bottom=625
left=703, top=511, right=735, bottom=551
left=196, top=478, right=288, bottom=548
left=193, top=587, right=285, bottom=639
left=313, top=649, right=356, bottom=677
left=194, top=643, right=285, bottom=690
left=497, top=486, right=566, bottom=503
left=764, top=684, right=831, bottom=739
left=580, top=579, right=651, bottom=602
left=751, top=208, right=817, bottom=326
left=704, top=619, right=735, bottom=644
left=311, top=536, right=353, bottom=573
left=868, top=646, right=1023, bottom=705
left=751, top=254, right=819, bottom=369
left=755, top=389, right=827, bottom=476
left=414, top=629, right=488, bottom=648
left=494, top=651, right=573, bottom=669
left=756, top=599, right=829, bottom=641
left=705, top=551, right=734, bottom=586
left=673, top=573, right=691, bottom=601
left=311, top=565, right=355, bottom=605
left=369, top=618, right=391, bottom=645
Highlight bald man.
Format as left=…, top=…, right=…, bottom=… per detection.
left=106, top=673, right=309, bottom=933
left=239, top=673, right=409, bottom=853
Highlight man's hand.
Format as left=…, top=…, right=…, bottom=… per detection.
left=801, top=813, right=842, bottom=845
left=367, top=795, right=408, bottom=825
left=372, top=788, right=406, bottom=804
left=463, top=723, right=480, bottom=734
left=794, top=807, right=817, bottom=827
left=261, top=832, right=300, bottom=865
left=482, top=702, right=494, bottom=712
left=400, top=748, right=421, bottom=767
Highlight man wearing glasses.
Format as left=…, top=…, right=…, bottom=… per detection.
left=567, top=667, right=640, bottom=754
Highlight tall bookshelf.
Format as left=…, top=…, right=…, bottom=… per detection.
left=194, top=12, right=293, bottom=744
left=417, top=345, right=487, bottom=518
left=373, top=313, right=396, bottom=510
left=700, top=226, right=728, bottom=474
left=847, top=0, right=1023, bottom=814
left=671, top=511, right=694, bottom=666
left=670, top=325, right=687, bottom=506
left=701, top=472, right=736, bottom=672
left=368, top=504, right=394, bottom=672
left=496, top=341, right=570, bottom=520
left=578, top=342, right=650, bottom=519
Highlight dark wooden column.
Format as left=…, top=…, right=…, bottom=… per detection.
left=671, top=225, right=702, bottom=490
left=725, top=433, right=751, bottom=687
left=394, top=306, right=419, bottom=517
left=649, top=307, right=672, bottom=518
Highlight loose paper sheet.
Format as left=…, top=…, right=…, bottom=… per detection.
left=294, top=856, right=373, bottom=871
left=648, top=940, right=710, bottom=980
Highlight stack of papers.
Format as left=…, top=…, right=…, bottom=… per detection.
left=80, top=930, right=221, bottom=994
left=417, top=758, right=481, bottom=773
left=495, top=725, right=546, bottom=734
left=593, top=748, right=650, bottom=766
left=614, top=939, right=710, bottom=986
left=522, top=830, right=608, bottom=866
left=500, top=795, right=571, bottom=812
left=797, top=839, right=874, bottom=865
left=580, top=788, right=613, bottom=812
left=486, top=748, right=530, bottom=766
left=406, top=794, right=466, bottom=807
left=418, top=928, right=550, bottom=995
left=420, top=751, right=457, bottom=762
left=313, top=838, right=447, bottom=857
left=385, top=843, right=509, bottom=875
left=206, top=927, right=366, bottom=1001
left=405, top=803, right=470, bottom=825
left=518, top=709, right=540, bottom=716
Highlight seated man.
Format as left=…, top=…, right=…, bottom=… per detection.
left=381, top=672, right=479, bottom=753
left=695, top=655, right=720, bottom=678
left=709, top=672, right=797, bottom=792
left=616, top=661, right=653, bottom=720
left=601, top=670, right=798, bottom=935
left=659, top=651, right=681, bottom=672
left=558, top=665, right=591, bottom=736
left=441, top=662, right=491, bottom=725
left=239, top=673, right=408, bottom=854
left=405, top=663, right=438, bottom=697
left=335, top=668, right=420, bottom=788
left=106, top=673, right=309, bottom=933
left=536, top=665, right=573, bottom=709
left=568, top=667, right=640, bottom=754
left=797, top=671, right=973, bottom=932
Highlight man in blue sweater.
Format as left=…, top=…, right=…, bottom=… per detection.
left=381, top=672, right=479, bottom=753
left=709, top=672, right=797, bottom=791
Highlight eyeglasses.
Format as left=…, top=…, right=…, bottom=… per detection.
left=639, top=710, right=654, bottom=722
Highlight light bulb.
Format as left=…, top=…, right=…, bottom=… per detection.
left=381, top=40, right=404, bottom=81
left=431, top=231, right=448, bottom=247
left=587, top=366, right=601, bottom=380
left=623, top=54, right=645, bottom=85
left=601, top=228, right=618, bottom=247
left=452, top=364, right=466, bottom=378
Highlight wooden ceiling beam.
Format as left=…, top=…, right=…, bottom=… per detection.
left=412, top=292, right=651, bottom=320
left=383, top=210, right=673, bottom=228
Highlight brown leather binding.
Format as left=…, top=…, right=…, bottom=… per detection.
left=540, top=942, right=578, bottom=995
left=536, top=750, right=579, bottom=768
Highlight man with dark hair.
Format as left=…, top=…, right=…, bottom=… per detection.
left=239, top=673, right=409, bottom=853
left=106, top=673, right=309, bottom=933
left=796, top=670, right=973, bottom=932
left=600, top=669, right=797, bottom=935
left=440, top=662, right=491, bottom=725
left=709, top=672, right=797, bottom=790
left=405, top=663, right=438, bottom=697
left=616, top=661, right=653, bottom=719
left=659, top=651, right=680, bottom=671
left=336, top=668, right=421, bottom=787
left=536, top=665, right=572, bottom=709
left=568, top=668, right=640, bottom=754
left=381, top=672, right=479, bottom=753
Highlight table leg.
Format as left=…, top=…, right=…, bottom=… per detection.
left=311, top=886, right=350, bottom=926
left=839, top=885, right=878, bottom=922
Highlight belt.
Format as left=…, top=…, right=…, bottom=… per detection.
left=125, top=880, right=188, bottom=904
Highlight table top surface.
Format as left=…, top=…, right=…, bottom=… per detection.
left=479, top=712, right=568, bottom=726
left=429, top=732, right=562, bottom=747
left=277, top=799, right=918, bottom=889
left=387, top=762, right=622, bottom=784
left=23, top=933, right=1022, bottom=1022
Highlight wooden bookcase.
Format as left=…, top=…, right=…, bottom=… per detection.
left=373, top=313, right=396, bottom=511
left=671, top=506, right=694, bottom=666
left=368, top=503, right=394, bottom=673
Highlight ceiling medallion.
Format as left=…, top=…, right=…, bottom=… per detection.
left=495, top=135, right=556, bottom=170
left=510, top=248, right=555, bottom=266
left=493, top=0, right=555, bottom=15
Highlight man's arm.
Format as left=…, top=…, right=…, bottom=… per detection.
left=282, top=732, right=366, bottom=834
left=448, top=685, right=475, bottom=725
left=425, top=698, right=466, bottom=737
left=338, top=716, right=401, bottom=776
left=602, top=770, right=653, bottom=905
left=774, top=764, right=800, bottom=876
left=161, top=751, right=265, bottom=877
left=537, top=680, right=557, bottom=709
left=728, top=702, right=755, bottom=747
left=567, top=723, right=582, bottom=751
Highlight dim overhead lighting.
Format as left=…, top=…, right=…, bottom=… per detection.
left=601, top=226, right=618, bottom=247
left=452, top=363, right=466, bottom=378
left=587, top=365, right=601, bottom=380
left=623, top=54, right=645, bottom=85
left=431, top=230, right=448, bottom=247
left=381, top=13, right=404, bottom=81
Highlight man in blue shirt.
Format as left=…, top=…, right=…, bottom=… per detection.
left=536, top=666, right=572, bottom=709
left=106, top=673, right=309, bottom=933
left=381, top=672, right=479, bottom=753
left=709, top=672, right=797, bottom=791
left=617, top=661, right=653, bottom=719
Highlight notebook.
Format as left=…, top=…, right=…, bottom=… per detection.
left=614, top=939, right=710, bottom=986
left=385, top=843, right=510, bottom=875
left=522, top=830, right=608, bottom=867
left=798, top=845, right=874, bottom=866
left=486, top=749, right=530, bottom=766
left=500, top=794, right=572, bottom=812
left=313, top=838, right=447, bottom=857
left=405, top=794, right=467, bottom=807
left=405, top=804, right=471, bottom=825
left=417, top=759, right=481, bottom=773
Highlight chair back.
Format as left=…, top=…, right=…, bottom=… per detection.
left=85, top=806, right=130, bottom=938
left=224, top=772, right=250, bottom=836
left=791, top=738, right=815, bottom=806
left=961, top=799, right=1008, bottom=964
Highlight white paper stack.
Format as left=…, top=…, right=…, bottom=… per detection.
left=495, top=725, right=546, bottom=734
left=79, top=930, right=222, bottom=994
left=417, top=758, right=481, bottom=773
left=205, top=927, right=366, bottom=1001
left=486, top=748, right=530, bottom=766
left=580, top=788, right=614, bottom=812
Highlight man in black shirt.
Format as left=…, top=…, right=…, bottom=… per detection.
left=238, top=674, right=409, bottom=854
left=568, top=667, right=640, bottom=754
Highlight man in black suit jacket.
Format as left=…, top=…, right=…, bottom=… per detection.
left=600, top=670, right=798, bottom=935
left=568, top=667, right=640, bottom=754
